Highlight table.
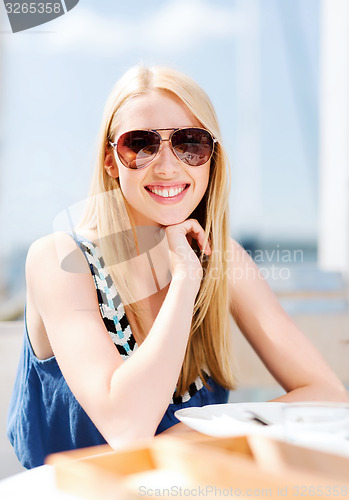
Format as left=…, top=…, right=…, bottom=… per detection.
left=0, top=465, right=79, bottom=500
left=2, top=426, right=349, bottom=500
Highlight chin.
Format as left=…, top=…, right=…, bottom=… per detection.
left=155, top=213, right=188, bottom=227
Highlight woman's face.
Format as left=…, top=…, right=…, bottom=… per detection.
left=105, top=91, right=211, bottom=227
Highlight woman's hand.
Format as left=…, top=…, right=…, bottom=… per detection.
left=164, top=219, right=211, bottom=288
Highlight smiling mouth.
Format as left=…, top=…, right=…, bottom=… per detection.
left=144, top=184, right=190, bottom=198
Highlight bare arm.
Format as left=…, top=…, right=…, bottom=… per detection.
left=228, top=239, right=349, bottom=402
left=27, top=221, right=210, bottom=448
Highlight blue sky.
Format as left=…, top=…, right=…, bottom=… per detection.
left=0, top=0, right=320, bottom=255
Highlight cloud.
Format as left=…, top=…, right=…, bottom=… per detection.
left=142, top=0, right=240, bottom=51
left=8, top=0, right=239, bottom=56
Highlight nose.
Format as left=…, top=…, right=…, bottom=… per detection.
left=151, top=139, right=181, bottom=176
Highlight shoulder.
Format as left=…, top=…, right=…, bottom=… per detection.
left=228, top=237, right=245, bottom=254
left=227, top=237, right=281, bottom=321
left=27, top=232, right=74, bottom=258
left=226, top=237, right=265, bottom=303
left=26, top=233, right=99, bottom=321
left=26, top=232, right=90, bottom=283
left=227, top=237, right=255, bottom=270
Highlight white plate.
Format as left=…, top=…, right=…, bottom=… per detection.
left=175, top=402, right=286, bottom=438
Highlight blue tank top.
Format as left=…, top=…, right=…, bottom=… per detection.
left=7, top=235, right=229, bottom=469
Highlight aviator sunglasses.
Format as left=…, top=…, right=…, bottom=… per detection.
left=109, top=127, right=217, bottom=170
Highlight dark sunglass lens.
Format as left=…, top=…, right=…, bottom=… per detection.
left=172, top=128, right=214, bottom=166
left=117, top=130, right=160, bottom=169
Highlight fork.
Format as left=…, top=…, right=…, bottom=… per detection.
left=235, top=410, right=272, bottom=426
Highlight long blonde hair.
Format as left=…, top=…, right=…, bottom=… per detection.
left=79, top=65, right=235, bottom=394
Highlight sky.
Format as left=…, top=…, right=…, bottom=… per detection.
left=0, top=0, right=320, bottom=257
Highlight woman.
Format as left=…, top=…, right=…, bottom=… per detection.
left=7, top=65, right=348, bottom=469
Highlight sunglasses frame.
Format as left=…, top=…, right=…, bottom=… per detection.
left=109, top=127, right=218, bottom=170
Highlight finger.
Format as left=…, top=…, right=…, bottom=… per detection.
left=180, top=220, right=211, bottom=255
left=164, top=219, right=211, bottom=255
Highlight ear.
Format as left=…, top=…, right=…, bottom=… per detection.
left=104, top=145, right=119, bottom=179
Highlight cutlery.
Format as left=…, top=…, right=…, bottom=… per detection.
left=234, top=410, right=272, bottom=426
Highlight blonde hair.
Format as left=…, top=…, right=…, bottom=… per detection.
left=79, top=65, right=235, bottom=394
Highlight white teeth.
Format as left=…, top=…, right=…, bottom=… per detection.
left=148, top=186, right=186, bottom=198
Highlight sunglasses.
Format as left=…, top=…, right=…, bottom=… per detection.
left=109, top=127, right=217, bottom=170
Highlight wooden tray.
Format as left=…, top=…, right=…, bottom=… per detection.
left=46, top=432, right=349, bottom=499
